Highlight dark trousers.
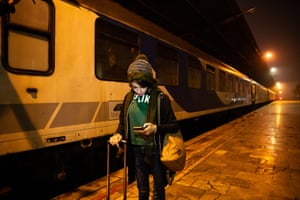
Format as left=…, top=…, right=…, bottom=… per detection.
left=133, top=145, right=166, bottom=200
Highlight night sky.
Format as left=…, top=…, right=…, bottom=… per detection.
left=236, top=0, right=300, bottom=99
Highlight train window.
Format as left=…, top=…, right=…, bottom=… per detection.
left=95, top=19, right=139, bottom=82
left=219, top=70, right=227, bottom=92
left=239, top=79, right=247, bottom=96
left=234, top=77, right=239, bottom=93
left=156, top=43, right=179, bottom=86
left=187, top=56, right=201, bottom=89
left=206, top=64, right=216, bottom=90
left=245, top=81, right=251, bottom=96
left=227, top=75, right=234, bottom=92
left=2, top=1, right=54, bottom=75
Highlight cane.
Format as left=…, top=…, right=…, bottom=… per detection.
left=121, top=140, right=127, bottom=200
left=106, top=141, right=110, bottom=200
left=106, top=140, right=127, bottom=200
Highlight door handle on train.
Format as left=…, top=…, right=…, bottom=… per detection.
left=26, top=87, right=38, bottom=98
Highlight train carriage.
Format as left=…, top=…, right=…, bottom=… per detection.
left=0, top=0, right=274, bottom=198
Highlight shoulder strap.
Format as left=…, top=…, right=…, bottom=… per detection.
left=157, top=92, right=163, bottom=152
left=157, top=92, right=163, bottom=125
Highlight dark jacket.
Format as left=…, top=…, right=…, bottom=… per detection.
left=116, top=88, right=179, bottom=182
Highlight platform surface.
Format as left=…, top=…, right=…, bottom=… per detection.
left=53, top=100, right=300, bottom=200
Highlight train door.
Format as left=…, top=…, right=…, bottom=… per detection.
left=0, top=0, right=55, bottom=155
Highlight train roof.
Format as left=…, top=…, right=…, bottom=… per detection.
left=76, top=0, right=274, bottom=88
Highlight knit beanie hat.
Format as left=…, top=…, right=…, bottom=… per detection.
left=127, top=54, right=156, bottom=85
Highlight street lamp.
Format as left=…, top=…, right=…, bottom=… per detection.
left=270, top=67, right=278, bottom=79
left=265, top=52, right=273, bottom=60
left=276, top=82, right=281, bottom=90
left=263, top=51, right=275, bottom=61
left=270, top=67, right=277, bottom=74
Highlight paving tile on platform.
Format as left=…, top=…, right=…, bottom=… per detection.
left=166, top=183, right=205, bottom=199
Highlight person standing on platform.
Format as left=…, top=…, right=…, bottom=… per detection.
left=109, top=54, right=178, bottom=200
